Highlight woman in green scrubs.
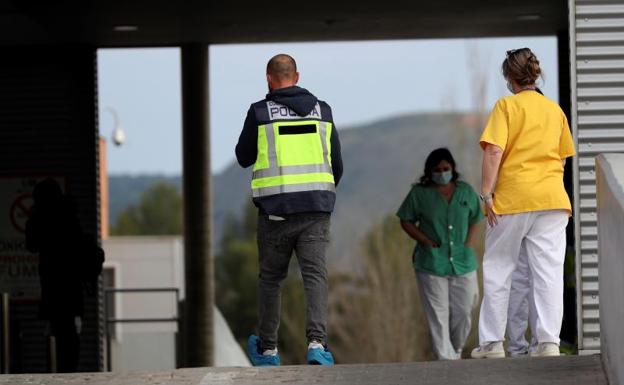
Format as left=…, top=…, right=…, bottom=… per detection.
left=397, top=148, right=483, bottom=360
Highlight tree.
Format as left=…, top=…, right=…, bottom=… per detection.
left=111, top=182, right=183, bottom=235
left=329, top=215, right=434, bottom=363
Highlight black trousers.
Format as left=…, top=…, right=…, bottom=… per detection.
left=50, top=316, right=80, bottom=372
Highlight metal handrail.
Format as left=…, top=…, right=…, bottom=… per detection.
left=2, top=293, right=9, bottom=374
left=103, top=287, right=180, bottom=372
left=107, top=317, right=178, bottom=323
left=105, top=287, right=179, bottom=293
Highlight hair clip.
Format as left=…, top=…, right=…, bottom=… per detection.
left=506, top=47, right=530, bottom=57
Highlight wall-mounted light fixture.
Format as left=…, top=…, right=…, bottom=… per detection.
left=104, top=107, right=126, bottom=146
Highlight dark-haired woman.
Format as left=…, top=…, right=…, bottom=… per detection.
left=397, top=148, right=483, bottom=360
left=471, top=48, right=575, bottom=359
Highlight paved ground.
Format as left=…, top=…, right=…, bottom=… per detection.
left=0, top=355, right=607, bottom=385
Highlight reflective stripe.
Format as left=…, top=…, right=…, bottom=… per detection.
left=253, top=123, right=278, bottom=172
left=253, top=182, right=335, bottom=198
left=319, top=121, right=329, bottom=164
left=253, top=163, right=332, bottom=179
left=252, top=172, right=335, bottom=189
left=325, top=122, right=332, bottom=164
left=266, top=123, right=277, bottom=169
left=253, top=124, right=270, bottom=170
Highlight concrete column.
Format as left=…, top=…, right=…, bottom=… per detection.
left=558, top=29, right=573, bottom=221
left=557, top=29, right=578, bottom=348
left=181, top=43, right=213, bottom=367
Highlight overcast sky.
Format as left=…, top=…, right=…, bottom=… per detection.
left=97, top=36, right=558, bottom=175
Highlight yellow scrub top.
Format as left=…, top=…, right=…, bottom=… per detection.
left=479, top=90, right=576, bottom=215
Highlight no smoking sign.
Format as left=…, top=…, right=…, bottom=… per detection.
left=10, top=193, right=33, bottom=234
left=0, top=175, right=65, bottom=240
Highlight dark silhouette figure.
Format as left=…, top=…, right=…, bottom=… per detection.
left=25, top=179, right=83, bottom=372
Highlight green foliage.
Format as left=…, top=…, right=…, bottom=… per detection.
left=329, top=215, right=434, bottom=363
left=215, top=204, right=259, bottom=348
left=215, top=202, right=307, bottom=365
left=111, top=182, right=183, bottom=235
left=108, top=175, right=181, bottom=227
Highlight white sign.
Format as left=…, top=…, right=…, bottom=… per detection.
left=0, top=176, right=65, bottom=301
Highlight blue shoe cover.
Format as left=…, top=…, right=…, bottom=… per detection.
left=307, top=345, right=335, bottom=365
left=247, top=335, right=280, bottom=366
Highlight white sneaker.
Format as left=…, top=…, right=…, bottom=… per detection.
left=471, top=342, right=505, bottom=359
left=529, top=343, right=560, bottom=357
left=262, top=348, right=278, bottom=356
left=308, top=341, right=324, bottom=350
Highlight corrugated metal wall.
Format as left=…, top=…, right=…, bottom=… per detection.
left=0, top=46, right=102, bottom=371
left=571, top=0, right=624, bottom=352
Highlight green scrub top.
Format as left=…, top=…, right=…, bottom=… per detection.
left=396, top=181, right=484, bottom=276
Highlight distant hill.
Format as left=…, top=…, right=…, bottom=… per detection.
left=108, top=174, right=181, bottom=227
left=108, top=112, right=484, bottom=267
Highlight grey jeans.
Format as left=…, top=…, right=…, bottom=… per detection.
left=416, top=270, right=479, bottom=360
left=257, top=212, right=330, bottom=350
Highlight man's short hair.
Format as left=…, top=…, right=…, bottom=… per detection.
left=267, top=54, right=297, bottom=81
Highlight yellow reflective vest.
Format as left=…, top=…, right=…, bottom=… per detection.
left=251, top=100, right=335, bottom=198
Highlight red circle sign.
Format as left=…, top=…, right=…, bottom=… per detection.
left=10, top=193, right=33, bottom=233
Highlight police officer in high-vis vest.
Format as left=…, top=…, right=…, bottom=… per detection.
left=236, top=54, right=343, bottom=366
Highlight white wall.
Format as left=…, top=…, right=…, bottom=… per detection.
left=104, top=236, right=183, bottom=334
left=102, top=236, right=249, bottom=372
left=596, top=154, right=624, bottom=385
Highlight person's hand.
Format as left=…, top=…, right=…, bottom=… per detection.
left=421, top=238, right=439, bottom=248
left=485, top=197, right=498, bottom=227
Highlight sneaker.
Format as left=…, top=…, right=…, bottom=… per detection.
left=247, top=335, right=280, bottom=366
left=307, top=341, right=335, bottom=365
left=471, top=342, right=505, bottom=359
left=530, top=342, right=560, bottom=357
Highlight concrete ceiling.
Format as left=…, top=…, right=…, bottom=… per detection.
left=0, top=0, right=568, bottom=47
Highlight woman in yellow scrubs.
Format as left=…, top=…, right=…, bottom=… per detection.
left=471, top=48, right=576, bottom=359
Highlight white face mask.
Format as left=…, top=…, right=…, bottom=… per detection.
left=432, top=170, right=453, bottom=185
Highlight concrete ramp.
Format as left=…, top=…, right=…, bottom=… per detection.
left=0, top=355, right=607, bottom=385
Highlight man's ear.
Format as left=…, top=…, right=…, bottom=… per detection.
left=266, top=73, right=272, bottom=86
left=294, top=72, right=300, bottom=84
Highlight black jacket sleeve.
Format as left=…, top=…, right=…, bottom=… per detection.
left=235, top=107, right=258, bottom=168
left=330, top=125, right=343, bottom=186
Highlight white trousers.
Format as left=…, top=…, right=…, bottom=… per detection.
left=478, top=210, right=568, bottom=345
left=506, top=247, right=537, bottom=355
left=417, top=270, right=479, bottom=360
